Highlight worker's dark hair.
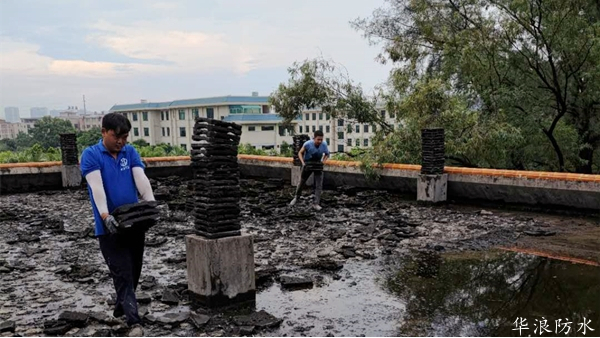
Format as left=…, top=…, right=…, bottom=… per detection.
left=314, top=130, right=324, bottom=138
left=102, top=113, right=131, bottom=136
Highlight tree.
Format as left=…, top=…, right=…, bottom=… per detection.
left=28, top=116, right=76, bottom=149
left=77, top=127, right=102, bottom=152
left=0, top=139, right=17, bottom=152
left=14, top=132, right=33, bottom=150
left=280, top=141, right=294, bottom=157
left=352, top=0, right=600, bottom=173
left=132, top=139, right=150, bottom=147
left=269, top=58, right=393, bottom=132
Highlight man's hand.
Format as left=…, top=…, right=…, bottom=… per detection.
left=102, top=214, right=119, bottom=235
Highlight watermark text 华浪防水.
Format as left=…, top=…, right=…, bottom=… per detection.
left=513, top=317, right=595, bottom=336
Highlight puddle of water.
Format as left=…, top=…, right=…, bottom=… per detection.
left=382, top=250, right=600, bottom=337
left=256, top=261, right=404, bottom=337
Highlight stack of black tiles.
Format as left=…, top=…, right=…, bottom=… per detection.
left=111, top=201, right=160, bottom=232
left=59, top=133, right=78, bottom=165
left=292, top=134, right=310, bottom=166
left=421, top=128, right=445, bottom=175
left=191, top=117, right=243, bottom=239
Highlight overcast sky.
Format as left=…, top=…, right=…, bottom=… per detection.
left=0, top=0, right=391, bottom=118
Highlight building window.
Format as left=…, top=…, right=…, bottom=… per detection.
left=326, top=114, right=330, bottom=120
left=355, top=125, right=360, bottom=133
left=167, top=127, right=170, bottom=137
left=132, top=113, right=138, bottom=121
left=364, top=138, right=369, bottom=147
left=356, top=139, right=360, bottom=147
left=326, top=126, right=330, bottom=133
left=338, top=145, right=344, bottom=153
left=161, top=112, right=164, bottom=121
left=319, top=113, right=323, bottom=120
left=337, top=119, right=344, bottom=127
left=299, top=126, right=303, bottom=133
left=249, top=126, right=256, bottom=131
left=207, top=108, right=215, bottom=119
left=337, top=132, right=344, bottom=140
left=312, top=113, right=317, bottom=120
left=134, top=128, right=139, bottom=137
left=192, top=108, right=199, bottom=119
left=347, top=139, right=352, bottom=146
left=319, top=126, right=323, bottom=131
left=364, top=125, right=369, bottom=133
left=261, top=126, right=274, bottom=131
left=144, top=128, right=149, bottom=136
left=165, top=111, right=169, bottom=120
left=180, top=127, right=186, bottom=137
left=312, top=126, right=316, bottom=132
left=305, top=113, right=309, bottom=121
left=326, top=138, right=330, bottom=145
left=162, top=127, right=165, bottom=137
left=181, top=144, right=187, bottom=151
left=373, top=124, right=377, bottom=132
left=381, top=110, right=386, bottom=119
left=179, top=110, right=185, bottom=120
left=142, top=112, right=148, bottom=121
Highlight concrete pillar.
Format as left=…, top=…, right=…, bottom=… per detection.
left=417, top=174, right=448, bottom=203
left=187, top=118, right=255, bottom=309
left=186, top=234, right=256, bottom=308
left=418, top=128, right=447, bottom=203
left=59, top=133, right=81, bottom=188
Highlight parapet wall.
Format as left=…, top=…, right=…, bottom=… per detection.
left=1, top=156, right=598, bottom=212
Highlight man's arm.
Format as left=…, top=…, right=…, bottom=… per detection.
left=298, top=146, right=306, bottom=166
left=85, top=170, right=110, bottom=220
left=132, top=167, right=155, bottom=201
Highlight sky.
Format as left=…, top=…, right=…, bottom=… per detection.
left=0, top=0, right=392, bottom=118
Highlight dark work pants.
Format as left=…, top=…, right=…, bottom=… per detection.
left=98, top=230, right=145, bottom=326
left=294, top=167, right=324, bottom=205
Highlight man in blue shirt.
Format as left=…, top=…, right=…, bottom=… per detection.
left=80, top=113, right=155, bottom=337
left=290, top=130, right=330, bottom=210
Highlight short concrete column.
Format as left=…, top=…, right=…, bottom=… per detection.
left=187, top=117, right=255, bottom=309
left=417, top=128, right=447, bottom=203
left=59, top=133, right=81, bottom=188
left=186, top=234, right=256, bottom=308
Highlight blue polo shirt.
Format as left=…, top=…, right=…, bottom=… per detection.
left=303, top=140, right=330, bottom=162
left=80, top=139, right=144, bottom=236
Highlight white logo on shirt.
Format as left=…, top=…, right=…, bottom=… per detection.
left=120, top=158, right=130, bottom=171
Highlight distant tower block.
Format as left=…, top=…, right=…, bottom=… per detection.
left=186, top=118, right=256, bottom=309
left=417, top=128, right=448, bottom=203
left=59, top=133, right=81, bottom=188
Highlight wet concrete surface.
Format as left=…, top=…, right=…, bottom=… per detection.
left=0, top=177, right=599, bottom=336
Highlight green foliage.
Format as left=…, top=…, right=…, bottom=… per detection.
left=0, top=139, right=16, bottom=152
left=237, top=143, right=268, bottom=156
left=280, top=141, right=294, bottom=157
left=0, top=144, right=62, bottom=163
left=77, top=127, right=102, bottom=152
left=352, top=0, right=600, bottom=173
left=132, top=143, right=188, bottom=158
left=131, top=139, right=150, bottom=147
left=269, top=58, right=393, bottom=132
left=15, top=132, right=33, bottom=150
left=28, top=116, right=76, bottom=149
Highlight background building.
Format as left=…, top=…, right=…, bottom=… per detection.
left=30, top=107, right=49, bottom=118
left=110, top=95, right=290, bottom=151
left=4, top=107, right=20, bottom=123
left=0, top=119, right=18, bottom=140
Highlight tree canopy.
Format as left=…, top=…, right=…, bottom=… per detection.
left=271, top=0, right=600, bottom=173
left=28, top=116, right=76, bottom=149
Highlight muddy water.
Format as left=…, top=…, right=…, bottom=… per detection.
left=257, top=261, right=404, bottom=337
left=381, top=250, right=600, bottom=337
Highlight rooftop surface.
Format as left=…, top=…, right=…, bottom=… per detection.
left=110, top=96, right=270, bottom=112
left=0, top=177, right=598, bottom=336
